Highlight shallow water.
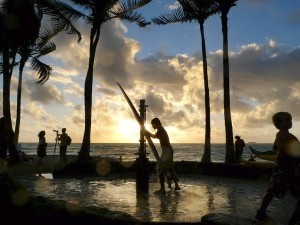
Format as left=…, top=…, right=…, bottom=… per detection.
left=17, top=174, right=297, bottom=224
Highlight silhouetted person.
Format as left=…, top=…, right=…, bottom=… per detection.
left=57, top=128, right=70, bottom=163
left=37, top=130, right=47, bottom=165
left=256, top=112, right=300, bottom=225
left=146, top=118, right=180, bottom=194
left=235, top=135, right=245, bottom=163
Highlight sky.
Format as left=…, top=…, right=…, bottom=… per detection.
left=2, top=0, right=300, bottom=144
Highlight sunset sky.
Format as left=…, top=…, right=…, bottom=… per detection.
left=3, top=0, right=300, bottom=144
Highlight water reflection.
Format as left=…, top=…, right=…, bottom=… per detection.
left=18, top=174, right=297, bottom=223
left=136, top=193, right=151, bottom=221
left=206, top=186, right=215, bottom=211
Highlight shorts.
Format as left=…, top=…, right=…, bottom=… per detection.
left=158, top=147, right=173, bottom=175
left=268, top=161, right=300, bottom=199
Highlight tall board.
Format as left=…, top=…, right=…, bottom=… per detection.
left=117, top=82, right=160, bottom=161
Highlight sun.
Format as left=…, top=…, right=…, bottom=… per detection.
left=117, top=118, right=141, bottom=143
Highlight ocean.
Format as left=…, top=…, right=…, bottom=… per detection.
left=18, top=142, right=274, bottom=162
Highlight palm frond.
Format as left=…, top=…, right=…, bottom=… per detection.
left=31, top=57, right=52, bottom=85
left=178, top=0, right=196, bottom=15
left=215, top=0, right=238, bottom=14
left=37, top=42, right=56, bottom=57
left=38, top=0, right=83, bottom=42
left=117, top=11, right=150, bottom=27
left=111, top=0, right=151, bottom=27
left=37, top=23, right=62, bottom=48
left=68, top=0, right=93, bottom=11
left=152, top=8, right=191, bottom=25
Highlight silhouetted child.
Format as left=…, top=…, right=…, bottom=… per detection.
left=256, top=112, right=300, bottom=225
left=37, top=130, right=47, bottom=165
left=146, top=118, right=180, bottom=194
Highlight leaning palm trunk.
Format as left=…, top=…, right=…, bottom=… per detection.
left=200, top=22, right=211, bottom=163
left=221, top=14, right=235, bottom=164
left=77, top=26, right=101, bottom=162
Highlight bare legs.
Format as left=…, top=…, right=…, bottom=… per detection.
left=159, top=173, right=166, bottom=194
left=256, top=189, right=273, bottom=220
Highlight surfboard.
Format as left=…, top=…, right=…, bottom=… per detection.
left=117, top=82, right=160, bottom=161
left=117, top=82, right=175, bottom=189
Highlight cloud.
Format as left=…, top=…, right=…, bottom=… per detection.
left=24, top=79, right=64, bottom=104
left=9, top=14, right=300, bottom=144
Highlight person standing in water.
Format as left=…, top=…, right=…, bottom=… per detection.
left=146, top=118, right=180, bottom=194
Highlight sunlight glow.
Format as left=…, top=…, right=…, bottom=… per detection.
left=117, top=119, right=141, bottom=142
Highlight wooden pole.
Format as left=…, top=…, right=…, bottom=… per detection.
left=136, top=99, right=149, bottom=194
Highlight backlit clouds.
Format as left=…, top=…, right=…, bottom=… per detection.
left=10, top=16, right=300, bottom=144
left=24, top=79, right=64, bottom=104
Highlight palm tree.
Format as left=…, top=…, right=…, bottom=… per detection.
left=0, top=0, right=82, bottom=163
left=14, top=24, right=57, bottom=145
left=215, top=0, right=238, bottom=164
left=152, top=0, right=218, bottom=163
left=65, top=0, right=151, bottom=162
left=0, top=0, right=41, bottom=162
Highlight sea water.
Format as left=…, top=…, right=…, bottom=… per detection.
left=18, top=143, right=274, bottom=162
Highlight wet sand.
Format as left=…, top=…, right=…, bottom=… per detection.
left=4, top=155, right=298, bottom=225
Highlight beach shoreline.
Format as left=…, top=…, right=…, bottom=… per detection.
left=3, top=154, right=274, bottom=180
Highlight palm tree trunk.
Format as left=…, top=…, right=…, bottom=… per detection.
left=77, top=26, right=101, bottom=162
left=2, top=47, right=12, bottom=127
left=199, top=22, right=211, bottom=163
left=14, top=58, right=26, bottom=145
left=2, top=47, right=21, bottom=163
left=221, top=13, right=235, bottom=164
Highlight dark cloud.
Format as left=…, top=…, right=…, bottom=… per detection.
left=24, top=79, right=64, bottom=104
